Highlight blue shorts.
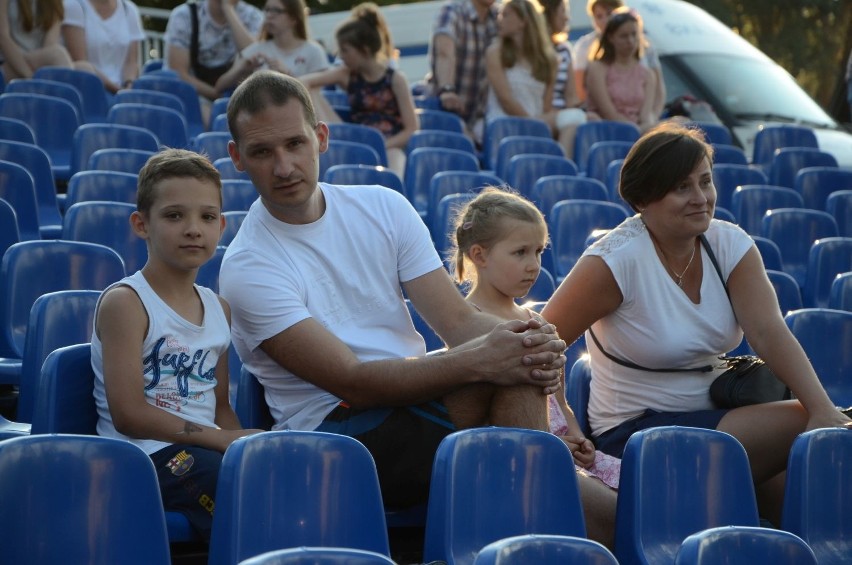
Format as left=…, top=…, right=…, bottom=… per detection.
left=317, top=401, right=456, bottom=509
left=150, top=443, right=223, bottom=540
left=593, top=408, right=730, bottom=458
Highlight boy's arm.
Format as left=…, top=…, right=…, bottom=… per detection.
left=97, top=286, right=257, bottom=453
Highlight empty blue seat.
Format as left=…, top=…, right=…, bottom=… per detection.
left=494, top=135, right=565, bottom=181
left=675, top=526, right=817, bottom=565
left=193, top=131, right=232, bottom=162
left=793, top=166, right=852, bottom=211
left=714, top=206, right=736, bottom=223
left=208, top=431, right=391, bottom=565
left=210, top=96, right=230, bottom=125
left=711, top=143, right=749, bottom=166
left=319, top=140, right=382, bottom=182
left=404, top=147, right=480, bottom=217
left=751, top=235, right=784, bottom=271
left=802, top=237, right=852, bottom=308
left=0, top=116, right=36, bottom=144
left=62, top=201, right=147, bottom=273
left=416, top=108, right=466, bottom=134
left=0, top=159, right=40, bottom=241
left=761, top=208, right=838, bottom=287
left=214, top=156, right=250, bottom=181
left=88, top=147, right=155, bottom=174
left=0, top=93, right=81, bottom=181
left=423, top=427, right=586, bottom=565
left=196, top=245, right=227, bottom=293
left=0, top=434, right=171, bottom=565
left=405, top=297, right=445, bottom=353
left=0, top=140, right=62, bottom=237
left=829, top=272, right=852, bottom=312
left=70, top=123, right=160, bottom=177
left=531, top=175, right=609, bottom=216
left=212, top=113, right=229, bottom=132
left=327, top=123, right=388, bottom=167
left=615, top=426, right=760, bottom=565
left=605, top=158, right=624, bottom=203
left=65, top=170, right=138, bottom=208
left=407, top=129, right=477, bottom=157
left=483, top=116, right=551, bottom=170
left=711, top=163, right=769, bottom=211
left=782, top=428, right=852, bottom=565
left=751, top=124, right=818, bottom=171
left=475, top=534, right=618, bottom=565
left=132, top=74, right=205, bottom=138
left=323, top=164, right=405, bottom=196
left=434, top=193, right=478, bottom=256
left=586, top=141, right=633, bottom=183
left=239, top=547, right=397, bottom=565
left=785, top=308, right=852, bottom=407
left=33, top=67, right=110, bottom=123
left=504, top=154, right=578, bottom=201
left=234, top=366, right=272, bottom=430
left=526, top=266, right=556, bottom=302
left=221, top=179, right=257, bottom=212
left=548, top=200, right=628, bottom=280
left=687, top=120, right=733, bottom=146
left=113, top=88, right=186, bottom=115
left=565, top=354, right=592, bottom=436
left=731, top=184, right=804, bottom=235
left=0, top=198, right=19, bottom=258
left=221, top=211, right=248, bottom=246
left=768, top=148, right=837, bottom=189
left=572, top=120, right=640, bottom=173
left=766, top=269, right=803, bottom=315
left=108, top=102, right=189, bottom=149
left=16, top=290, right=100, bottom=424
left=428, top=170, right=501, bottom=238
left=826, top=190, right=852, bottom=237
left=5, top=78, right=85, bottom=120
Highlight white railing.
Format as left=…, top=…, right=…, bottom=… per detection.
left=138, top=6, right=170, bottom=63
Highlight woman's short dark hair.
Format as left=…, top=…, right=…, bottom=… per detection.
left=619, top=122, right=715, bottom=212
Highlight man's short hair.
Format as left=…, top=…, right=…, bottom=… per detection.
left=226, top=71, right=317, bottom=144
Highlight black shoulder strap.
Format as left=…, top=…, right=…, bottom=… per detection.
left=189, top=1, right=201, bottom=74
left=699, top=234, right=731, bottom=301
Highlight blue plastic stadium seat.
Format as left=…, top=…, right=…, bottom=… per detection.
left=766, top=269, right=803, bottom=315
left=193, top=131, right=232, bottom=162
left=712, top=143, right=749, bottom=166
left=675, top=526, right=817, bottom=565
left=548, top=200, right=628, bottom=280
left=483, top=116, right=551, bottom=171
left=239, top=547, right=397, bottom=565
left=0, top=159, right=41, bottom=241
left=427, top=170, right=501, bottom=238
left=108, top=102, right=189, bottom=149
left=475, top=534, right=618, bottom=565
left=505, top=154, right=578, bottom=201
left=761, top=208, right=838, bottom=287
left=88, top=147, right=156, bottom=174
left=65, top=170, right=138, bottom=208
left=404, top=147, right=479, bottom=217
left=416, top=108, right=466, bottom=134
left=751, top=124, right=818, bottom=171
left=407, top=130, right=476, bottom=156
left=565, top=355, right=592, bottom=436
left=62, top=201, right=148, bottom=274
left=327, top=123, right=388, bottom=167
left=319, top=140, right=382, bottom=182
left=711, top=163, right=769, bottom=211
left=494, top=135, right=564, bottom=181
left=731, top=184, right=804, bottom=235
left=802, top=237, right=852, bottom=308
left=323, top=164, right=405, bottom=197
left=434, top=193, right=478, bottom=256
left=220, top=211, right=248, bottom=246
left=793, top=166, right=852, bottom=211
left=768, top=147, right=837, bottom=189
left=34, top=67, right=110, bottom=123
left=0, top=116, right=36, bottom=144
left=0, top=198, right=19, bottom=258
left=828, top=272, right=852, bottom=311
left=113, top=88, right=186, bottom=115
left=132, top=74, right=205, bottom=138
left=572, top=120, right=640, bottom=174
left=0, top=140, right=62, bottom=237
left=423, top=427, right=586, bottom=565
left=785, top=308, right=852, bottom=407
left=221, top=179, right=257, bottom=212
left=585, top=140, right=633, bottom=183
left=214, top=156, right=250, bottom=181
left=70, top=123, right=159, bottom=177
left=531, top=175, right=609, bottom=216
left=826, top=190, right=852, bottom=237
left=687, top=120, right=733, bottom=146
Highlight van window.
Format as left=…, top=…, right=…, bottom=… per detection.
left=664, top=54, right=836, bottom=129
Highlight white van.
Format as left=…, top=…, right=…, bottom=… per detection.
left=308, top=0, right=852, bottom=166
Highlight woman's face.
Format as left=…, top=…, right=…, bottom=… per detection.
left=608, top=20, right=639, bottom=58
left=551, top=1, right=569, bottom=34
left=263, top=1, right=293, bottom=31
left=642, top=157, right=716, bottom=238
left=592, top=3, right=614, bottom=34
left=498, top=5, right=524, bottom=38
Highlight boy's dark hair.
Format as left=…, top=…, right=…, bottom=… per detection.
left=137, top=148, right=222, bottom=215
left=619, top=122, right=715, bottom=212
left=226, top=70, right=317, bottom=144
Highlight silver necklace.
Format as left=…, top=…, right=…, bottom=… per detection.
left=669, top=243, right=697, bottom=288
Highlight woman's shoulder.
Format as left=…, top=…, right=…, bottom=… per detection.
left=585, top=215, right=645, bottom=258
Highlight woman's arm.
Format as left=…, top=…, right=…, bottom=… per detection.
left=729, top=247, right=850, bottom=428
left=637, top=66, right=658, bottom=132
left=383, top=69, right=419, bottom=150
left=586, top=61, right=631, bottom=123
left=298, top=65, right=349, bottom=91
left=485, top=43, right=530, bottom=117
left=213, top=53, right=257, bottom=96
left=118, top=39, right=141, bottom=91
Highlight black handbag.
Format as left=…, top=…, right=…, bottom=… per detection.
left=587, top=235, right=790, bottom=409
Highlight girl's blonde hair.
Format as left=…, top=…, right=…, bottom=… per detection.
left=18, top=0, right=64, bottom=33
left=450, top=187, right=548, bottom=285
left=499, top=0, right=557, bottom=84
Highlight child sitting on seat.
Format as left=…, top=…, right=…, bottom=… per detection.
left=91, top=148, right=263, bottom=540
left=449, top=186, right=620, bottom=490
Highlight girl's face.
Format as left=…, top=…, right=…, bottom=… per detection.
left=498, top=5, right=524, bottom=39
left=592, top=3, right=614, bottom=34
left=608, top=20, right=639, bottom=57
left=642, top=157, right=716, bottom=239
left=551, top=1, right=569, bottom=34
left=263, top=1, right=293, bottom=31
left=475, top=218, right=547, bottom=299
left=337, top=42, right=369, bottom=70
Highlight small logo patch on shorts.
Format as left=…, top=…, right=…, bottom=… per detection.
left=167, top=450, right=195, bottom=476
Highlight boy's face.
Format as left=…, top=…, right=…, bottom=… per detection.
left=132, top=177, right=224, bottom=272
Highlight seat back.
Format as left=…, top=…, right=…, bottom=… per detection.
left=416, top=108, right=466, bottom=134
left=711, top=163, right=769, bottom=211
left=565, top=355, right=592, bottom=436
left=675, top=526, right=817, bottom=565
left=782, top=428, right=852, bottom=565
left=319, top=140, right=382, bottom=182
left=615, top=426, right=760, bottom=565
left=114, top=88, right=186, bottom=115
left=0, top=159, right=41, bottom=241
left=89, top=147, right=156, bottom=174
left=761, top=208, right=838, bottom=287
left=494, top=135, right=565, bottom=181
left=323, top=164, right=405, bottom=197
left=196, top=245, right=227, bottom=292
left=0, top=433, right=171, bottom=565
left=221, top=211, right=248, bottom=246
left=423, top=427, right=586, bottom=565
left=802, top=237, right=852, bottom=308
left=474, top=534, right=618, bottom=565
left=65, top=170, right=138, bottom=208
left=407, top=130, right=477, bottom=156
left=532, top=175, right=608, bottom=216
left=70, top=123, right=159, bottom=176
left=525, top=266, right=556, bottom=302
left=221, top=179, right=257, bottom=212
left=404, top=147, right=480, bottom=216
left=234, top=366, right=274, bottom=430
left=406, top=298, right=444, bottom=353
left=214, top=156, right=250, bottom=180
left=794, top=166, right=852, bottom=211
left=0, top=198, right=19, bottom=258
left=768, top=148, right=837, bottom=189
left=238, top=547, right=397, bottom=565
left=0, top=240, right=125, bottom=360
left=33, top=67, right=110, bottom=123
left=785, top=308, right=852, bottom=407
left=549, top=200, right=628, bottom=280
left=829, top=272, right=852, bottom=312
left=5, top=78, right=85, bottom=119
left=132, top=75, right=205, bottom=138
left=30, top=342, right=98, bottom=435
left=711, top=143, right=749, bottom=166
left=751, top=235, right=784, bottom=271
left=572, top=120, right=640, bottom=173
left=108, top=102, right=189, bottom=149
left=62, top=201, right=148, bottom=273
left=428, top=170, right=501, bottom=237
left=505, top=154, right=578, bottom=201
left=826, top=190, right=852, bottom=237
left=17, top=290, right=100, bottom=424
left=208, top=431, right=391, bottom=565
left=0, top=115, right=36, bottom=144
left=192, top=131, right=233, bottom=162
left=687, top=121, right=733, bottom=146
left=327, top=123, right=389, bottom=167
left=0, top=140, right=62, bottom=236
left=434, top=193, right=478, bottom=256
left=0, top=93, right=81, bottom=173
left=766, top=269, right=803, bottom=315
left=731, top=184, right=804, bottom=235
left=585, top=141, right=633, bottom=183
left=483, top=116, right=551, bottom=170
left=752, top=124, right=819, bottom=171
